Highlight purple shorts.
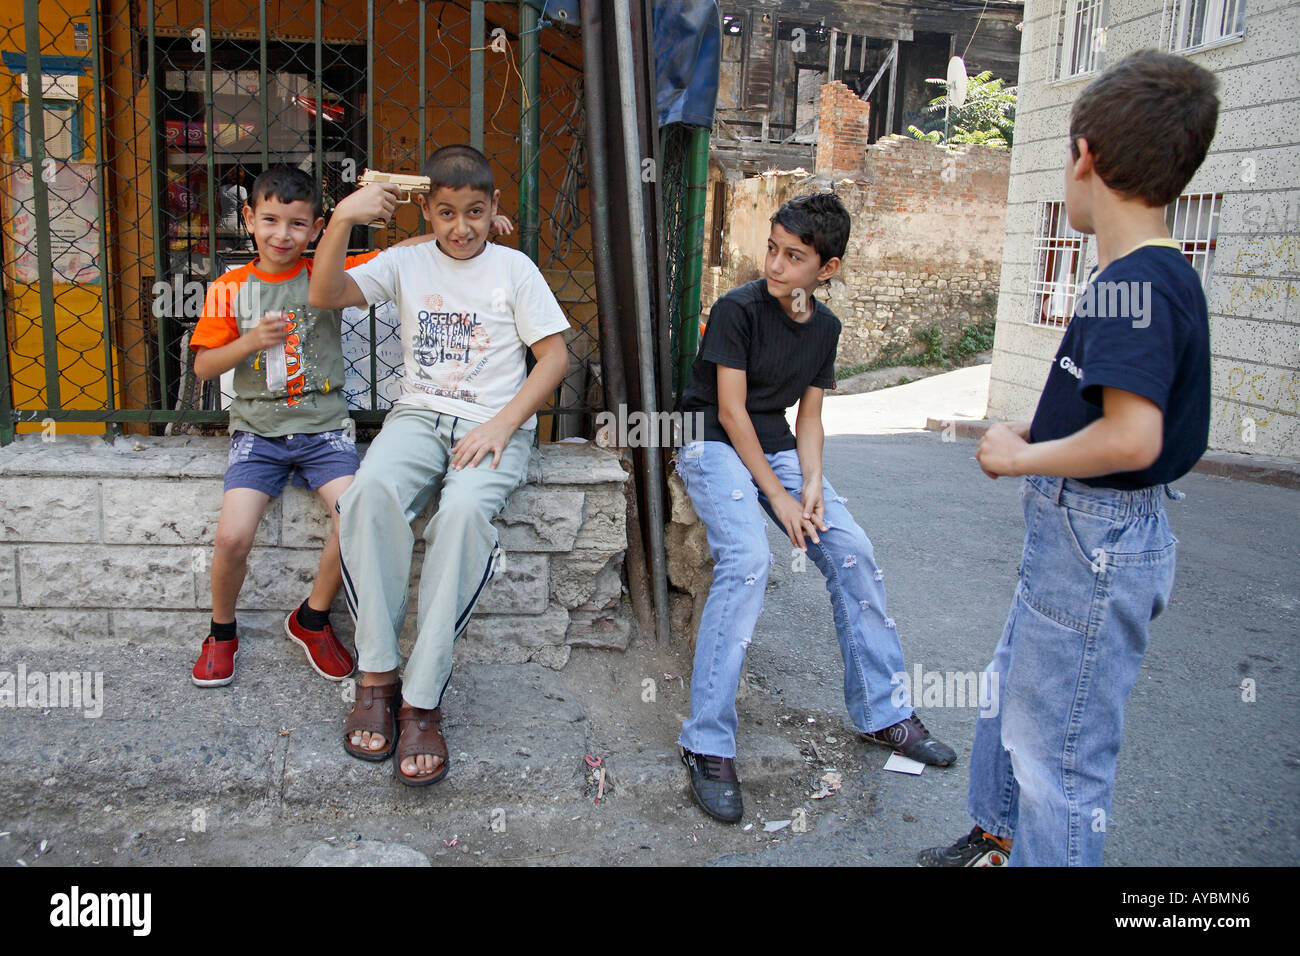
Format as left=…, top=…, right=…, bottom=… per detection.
left=224, top=429, right=359, bottom=497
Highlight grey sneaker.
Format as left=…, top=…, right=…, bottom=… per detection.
left=681, top=749, right=743, bottom=823
left=917, top=825, right=1011, bottom=866
left=859, top=713, right=956, bottom=766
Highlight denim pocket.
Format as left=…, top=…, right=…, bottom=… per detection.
left=1019, top=494, right=1104, bottom=633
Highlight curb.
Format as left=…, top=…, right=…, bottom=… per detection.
left=924, top=418, right=1300, bottom=490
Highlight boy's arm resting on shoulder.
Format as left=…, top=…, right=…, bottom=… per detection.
left=717, top=365, right=820, bottom=550
left=794, top=385, right=828, bottom=532
left=307, top=184, right=401, bottom=309
left=449, top=331, right=570, bottom=470
left=976, top=388, right=1162, bottom=479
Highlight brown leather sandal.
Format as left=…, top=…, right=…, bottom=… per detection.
left=394, top=703, right=449, bottom=787
left=343, top=679, right=401, bottom=761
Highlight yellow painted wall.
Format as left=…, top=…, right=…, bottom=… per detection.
left=1, top=0, right=112, bottom=434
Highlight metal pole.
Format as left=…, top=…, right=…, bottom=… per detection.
left=314, top=0, right=323, bottom=185
left=366, top=0, right=377, bottom=411
left=676, top=125, right=709, bottom=400
left=613, top=0, right=670, bottom=645
left=519, top=1, right=541, bottom=263
left=145, top=0, right=168, bottom=415
left=25, top=0, right=61, bottom=411
left=90, top=0, right=118, bottom=418
left=579, top=0, right=653, bottom=644
left=259, top=0, right=268, bottom=169
left=204, top=0, right=217, bottom=284
left=471, top=1, right=485, bottom=152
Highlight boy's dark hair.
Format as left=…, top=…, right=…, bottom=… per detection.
left=1069, top=50, right=1219, bottom=207
left=421, top=145, right=495, bottom=196
left=770, top=192, right=851, bottom=265
left=248, top=166, right=323, bottom=219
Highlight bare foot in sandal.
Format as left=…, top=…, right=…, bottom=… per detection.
left=395, top=702, right=449, bottom=786
left=344, top=671, right=400, bottom=759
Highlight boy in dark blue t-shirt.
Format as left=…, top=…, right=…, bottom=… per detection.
left=919, top=51, right=1220, bottom=866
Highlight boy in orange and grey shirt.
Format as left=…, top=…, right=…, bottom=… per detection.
left=188, top=166, right=377, bottom=687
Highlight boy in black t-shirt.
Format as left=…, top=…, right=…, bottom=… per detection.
left=918, top=51, right=1220, bottom=866
left=676, top=193, right=955, bottom=824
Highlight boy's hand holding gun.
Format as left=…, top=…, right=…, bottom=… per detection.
left=350, top=169, right=514, bottom=235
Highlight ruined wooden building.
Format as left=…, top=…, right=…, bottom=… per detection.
left=713, top=0, right=1024, bottom=175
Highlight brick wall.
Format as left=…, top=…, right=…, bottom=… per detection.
left=706, top=122, right=1010, bottom=370
left=815, top=80, right=871, bottom=178
left=0, top=436, right=631, bottom=670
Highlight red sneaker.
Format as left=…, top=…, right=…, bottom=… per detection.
left=192, top=635, right=238, bottom=687
left=285, top=606, right=355, bottom=681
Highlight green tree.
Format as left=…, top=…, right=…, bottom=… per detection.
left=907, top=71, right=1016, bottom=148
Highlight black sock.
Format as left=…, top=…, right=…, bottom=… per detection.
left=211, top=619, right=237, bottom=641
left=297, top=599, right=331, bottom=630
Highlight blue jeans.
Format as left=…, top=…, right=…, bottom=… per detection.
left=676, top=440, right=912, bottom=758
left=968, top=474, right=1179, bottom=866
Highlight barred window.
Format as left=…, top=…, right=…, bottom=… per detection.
left=1028, top=201, right=1090, bottom=328
left=1167, top=0, right=1246, bottom=53
left=1165, top=193, right=1222, bottom=288
left=1051, top=0, right=1107, bottom=82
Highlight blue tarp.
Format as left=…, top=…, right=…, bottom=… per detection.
left=529, top=0, right=720, bottom=129
left=651, top=0, right=720, bottom=128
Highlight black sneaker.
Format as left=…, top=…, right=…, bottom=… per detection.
left=681, top=749, right=743, bottom=823
left=859, top=713, right=956, bottom=766
left=917, top=825, right=1011, bottom=866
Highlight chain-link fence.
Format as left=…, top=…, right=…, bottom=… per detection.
left=658, top=121, right=708, bottom=406
left=0, top=0, right=599, bottom=443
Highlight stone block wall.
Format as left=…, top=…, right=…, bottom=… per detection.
left=0, top=435, right=630, bottom=670
left=708, top=135, right=1009, bottom=370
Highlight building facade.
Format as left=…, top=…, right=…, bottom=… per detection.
left=987, top=0, right=1300, bottom=458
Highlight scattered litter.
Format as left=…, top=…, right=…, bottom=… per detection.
left=16, top=858, right=26, bottom=867
left=811, top=771, right=843, bottom=799
left=175, top=838, right=185, bottom=844
left=689, top=832, right=698, bottom=843
left=345, top=842, right=357, bottom=850
left=743, top=824, right=753, bottom=832
left=39, top=840, right=49, bottom=854
left=0, top=832, right=8, bottom=838
left=763, top=820, right=791, bottom=833
left=595, top=767, right=607, bottom=804
left=103, top=806, right=113, bottom=813
left=825, top=736, right=837, bottom=744
left=278, top=727, right=291, bottom=736
left=806, top=739, right=823, bottom=762
left=584, top=754, right=602, bottom=768
left=443, top=837, right=458, bottom=847
left=516, top=748, right=531, bottom=757
left=806, top=717, right=816, bottom=724
left=662, top=673, right=685, bottom=689
left=883, top=752, right=926, bottom=775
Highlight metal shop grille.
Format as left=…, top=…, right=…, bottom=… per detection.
left=1027, top=200, right=1090, bottom=329
left=0, top=0, right=598, bottom=443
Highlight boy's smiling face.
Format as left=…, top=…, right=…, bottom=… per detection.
left=418, top=185, right=500, bottom=260
left=764, top=222, right=839, bottom=317
left=242, top=196, right=323, bottom=273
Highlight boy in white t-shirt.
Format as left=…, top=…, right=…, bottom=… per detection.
left=309, top=145, right=571, bottom=786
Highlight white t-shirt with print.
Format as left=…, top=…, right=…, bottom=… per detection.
left=346, top=240, right=570, bottom=428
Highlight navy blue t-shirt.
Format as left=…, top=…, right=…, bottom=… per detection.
left=681, top=279, right=839, bottom=453
left=1029, top=243, right=1210, bottom=490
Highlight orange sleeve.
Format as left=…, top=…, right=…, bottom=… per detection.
left=189, top=272, right=245, bottom=351
left=343, top=250, right=382, bottom=269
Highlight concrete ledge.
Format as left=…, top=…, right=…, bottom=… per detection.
left=924, top=418, right=1300, bottom=489
left=0, top=435, right=631, bottom=669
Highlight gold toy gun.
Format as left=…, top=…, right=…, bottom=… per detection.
left=356, top=169, right=430, bottom=225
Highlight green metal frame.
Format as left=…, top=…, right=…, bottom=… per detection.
left=0, top=0, right=554, bottom=445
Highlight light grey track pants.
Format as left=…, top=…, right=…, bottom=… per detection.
left=338, top=404, right=532, bottom=709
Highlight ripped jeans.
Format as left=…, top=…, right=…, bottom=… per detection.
left=676, top=440, right=912, bottom=758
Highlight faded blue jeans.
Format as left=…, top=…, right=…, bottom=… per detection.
left=968, top=474, right=1179, bottom=866
left=676, top=440, right=913, bottom=758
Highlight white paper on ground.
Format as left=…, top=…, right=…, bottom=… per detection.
left=883, top=752, right=925, bottom=775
